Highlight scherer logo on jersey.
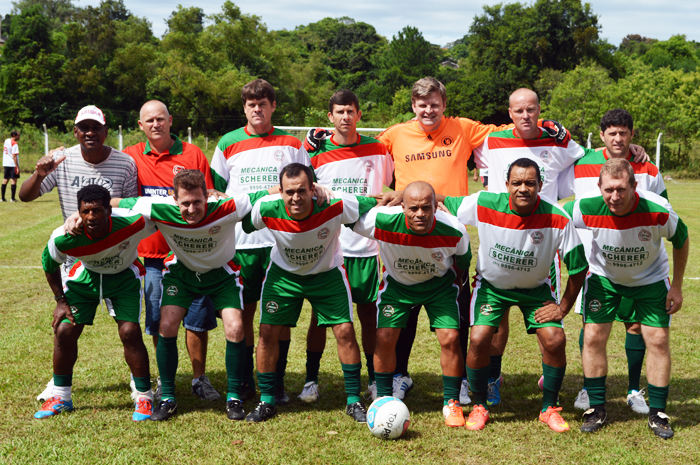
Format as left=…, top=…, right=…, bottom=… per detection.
left=208, top=226, right=221, bottom=235
left=489, top=243, right=538, bottom=269
left=363, top=160, right=374, bottom=172
left=84, top=255, right=124, bottom=269
left=70, top=176, right=114, bottom=190
left=393, top=258, right=438, bottom=275
left=284, top=245, right=325, bottom=266
left=317, top=227, right=330, bottom=240
left=381, top=305, right=395, bottom=317
left=600, top=245, right=649, bottom=268
left=638, top=229, right=652, bottom=241
left=273, top=150, right=285, bottom=162
left=172, top=233, right=217, bottom=253
left=172, top=165, right=186, bottom=176
left=480, top=304, right=493, bottom=316
left=118, top=241, right=130, bottom=251
left=529, top=231, right=544, bottom=245
left=265, top=301, right=279, bottom=314
left=166, top=285, right=178, bottom=296
left=588, top=299, right=602, bottom=313
left=539, top=150, right=552, bottom=163
left=431, top=252, right=444, bottom=262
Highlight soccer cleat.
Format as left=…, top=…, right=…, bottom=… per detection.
left=275, top=385, right=290, bottom=406
left=648, top=412, right=674, bottom=439
left=192, top=375, right=221, bottom=401
left=154, top=378, right=162, bottom=402
left=133, top=396, right=153, bottom=421
left=580, top=407, right=607, bottom=433
left=10, top=198, right=17, bottom=202
left=150, top=399, right=178, bottom=421
left=573, top=388, right=590, bottom=410
left=364, top=382, right=377, bottom=402
left=34, top=396, right=74, bottom=419
left=346, top=401, right=368, bottom=423
left=392, top=374, right=414, bottom=400
left=298, top=381, right=320, bottom=403
left=226, top=399, right=245, bottom=420
left=627, top=389, right=650, bottom=414
left=539, top=406, right=570, bottom=432
left=240, top=382, right=256, bottom=402
left=465, top=404, right=489, bottom=431
left=443, top=399, right=466, bottom=427
left=486, top=375, right=504, bottom=406
left=245, top=401, right=277, bottom=422
left=459, top=378, right=471, bottom=405
left=37, top=378, right=55, bottom=402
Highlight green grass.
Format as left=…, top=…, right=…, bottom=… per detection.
left=1, top=180, right=699, bottom=464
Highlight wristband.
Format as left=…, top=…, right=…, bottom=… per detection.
left=54, top=294, right=67, bottom=301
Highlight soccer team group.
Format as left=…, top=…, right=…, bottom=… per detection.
left=12, top=76, right=689, bottom=439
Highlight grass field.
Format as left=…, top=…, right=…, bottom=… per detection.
left=0, top=179, right=698, bottom=464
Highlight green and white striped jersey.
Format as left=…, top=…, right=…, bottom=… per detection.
left=351, top=206, right=471, bottom=286
left=445, top=191, right=587, bottom=290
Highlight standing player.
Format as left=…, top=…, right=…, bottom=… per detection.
left=351, top=181, right=472, bottom=427
left=241, top=163, right=375, bottom=423
left=123, top=100, right=220, bottom=402
left=443, top=158, right=588, bottom=432
left=2, top=130, right=20, bottom=202
left=558, top=109, right=667, bottom=413
left=210, top=79, right=312, bottom=405
left=566, top=159, right=688, bottom=438
left=35, top=185, right=155, bottom=421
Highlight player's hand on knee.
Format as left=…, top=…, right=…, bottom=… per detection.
left=666, top=286, right=683, bottom=314
left=52, top=301, right=75, bottom=333
left=534, top=300, right=565, bottom=323
left=304, top=128, right=333, bottom=152
left=629, top=144, right=650, bottom=163
left=542, top=120, right=571, bottom=145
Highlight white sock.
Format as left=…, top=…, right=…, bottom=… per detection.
left=54, top=385, right=72, bottom=401
left=136, top=390, right=154, bottom=402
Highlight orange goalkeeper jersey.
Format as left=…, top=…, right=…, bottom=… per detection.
left=378, top=117, right=510, bottom=196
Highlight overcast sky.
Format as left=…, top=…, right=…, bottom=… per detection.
left=1, top=0, right=698, bottom=48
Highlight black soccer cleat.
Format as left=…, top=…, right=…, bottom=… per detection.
left=226, top=399, right=245, bottom=421
left=580, top=407, right=607, bottom=433
left=245, top=401, right=277, bottom=422
left=346, top=401, right=367, bottom=423
left=150, top=399, right=178, bottom=421
left=275, top=385, right=290, bottom=406
left=240, top=382, right=257, bottom=402
left=648, top=412, right=674, bottom=439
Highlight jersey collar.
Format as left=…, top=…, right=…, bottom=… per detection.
left=244, top=126, right=275, bottom=137
left=602, top=148, right=633, bottom=162
left=330, top=133, right=361, bottom=147
left=143, top=134, right=183, bottom=156
left=512, top=128, right=543, bottom=139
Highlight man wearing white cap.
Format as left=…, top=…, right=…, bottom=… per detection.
left=20, top=105, right=139, bottom=400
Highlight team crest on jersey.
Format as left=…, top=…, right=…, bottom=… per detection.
left=638, top=229, right=652, bottom=241
left=172, top=165, right=185, bottom=175
left=118, top=241, right=130, bottom=251
left=363, top=160, right=374, bottom=172
left=480, top=304, right=493, bottom=316
left=530, top=231, right=544, bottom=244
left=70, top=306, right=79, bottom=314
left=540, top=150, right=551, bottom=163
left=382, top=305, right=395, bottom=317
left=209, top=226, right=221, bottom=235
left=265, top=301, right=279, bottom=313
left=273, top=150, right=285, bottom=162
left=166, top=285, right=178, bottom=296
left=588, top=299, right=602, bottom=313
left=431, top=252, right=444, bottom=262
left=317, top=227, right=330, bottom=240
left=442, top=136, right=454, bottom=147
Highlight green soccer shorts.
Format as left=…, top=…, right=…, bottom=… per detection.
left=161, top=254, right=244, bottom=312
left=375, top=270, right=460, bottom=330
left=582, top=273, right=671, bottom=328
left=234, top=247, right=272, bottom=305
left=470, top=275, right=562, bottom=334
left=344, top=255, right=380, bottom=305
left=259, top=263, right=353, bottom=327
left=61, top=260, right=145, bottom=325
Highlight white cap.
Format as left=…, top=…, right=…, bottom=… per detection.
left=75, top=105, right=106, bottom=125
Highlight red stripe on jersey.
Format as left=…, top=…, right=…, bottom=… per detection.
left=582, top=211, right=669, bottom=229
left=262, top=201, right=344, bottom=233
left=68, top=260, right=83, bottom=278
left=157, top=199, right=238, bottom=229
left=488, top=136, right=558, bottom=150
left=477, top=205, right=569, bottom=230
left=310, top=143, right=384, bottom=169
left=63, top=216, right=147, bottom=256
left=374, top=228, right=461, bottom=248
left=574, top=164, right=602, bottom=178
left=222, top=135, right=301, bottom=160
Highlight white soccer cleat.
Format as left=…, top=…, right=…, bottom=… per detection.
left=392, top=374, right=414, bottom=400
left=574, top=388, right=590, bottom=410
left=37, top=378, right=55, bottom=402
left=459, top=378, right=471, bottom=405
left=298, top=381, right=320, bottom=403
left=627, top=389, right=650, bottom=414
left=364, top=381, right=377, bottom=402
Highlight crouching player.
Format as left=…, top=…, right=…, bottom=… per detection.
left=442, top=158, right=588, bottom=432
left=351, top=181, right=472, bottom=427
left=36, top=185, right=156, bottom=421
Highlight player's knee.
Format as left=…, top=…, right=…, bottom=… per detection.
left=468, top=326, right=493, bottom=351
left=118, top=322, right=143, bottom=345
left=541, top=330, right=566, bottom=354
left=642, top=329, right=669, bottom=352
left=439, top=329, right=460, bottom=351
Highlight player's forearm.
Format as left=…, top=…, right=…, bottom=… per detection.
left=45, top=270, right=65, bottom=299
left=560, top=268, right=588, bottom=314
left=109, top=198, right=123, bottom=208
left=671, top=238, right=689, bottom=289
left=18, top=173, right=44, bottom=202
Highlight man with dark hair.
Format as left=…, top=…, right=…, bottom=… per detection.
left=241, top=163, right=376, bottom=423
left=35, top=185, right=156, bottom=421
left=2, top=130, right=21, bottom=202
left=442, top=157, right=588, bottom=432
left=211, top=79, right=312, bottom=405
left=565, top=158, right=688, bottom=439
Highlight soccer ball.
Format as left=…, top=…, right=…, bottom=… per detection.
left=367, top=396, right=410, bottom=440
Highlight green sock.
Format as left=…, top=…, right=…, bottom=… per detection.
left=54, top=373, right=73, bottom=387
left=647, top=383, right=669, bottom=410
left=443, top=375, right=462, bottom=406
left=341, top=362, right=362, bottom=405
left=226, top=339, right=246, bottom=400
left=244, top=344, right=255, bottom=386
left=488, top=355, right=502, bottom=380
left=276, top=339, right=291, bottom=390
left=257, top=371, right=276, bottom=405
left=583, top=375, right=606, bottom=407
left=133, top=376, right=151, bottom=393
left=305, top=350, right=323, bottom=384
left=579, top=328, right=584, bottom=355
left=541, top=363, right=566, bottom=411
left=375, top=371, right=394, bottom=398
left=625, top=332, right=646, bottom=393
left=156, top=335, right=178, bottom=401
left=467, top=365, right=490, bottom=408
left=365, top=353, right=375, bottom=384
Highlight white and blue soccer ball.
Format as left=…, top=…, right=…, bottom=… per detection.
left=367, top=396, right=410, bottom=440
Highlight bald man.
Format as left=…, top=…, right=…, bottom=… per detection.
left=122, top=100, right=222, bottom=401
left=351, top=181, right=472, bottom=428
